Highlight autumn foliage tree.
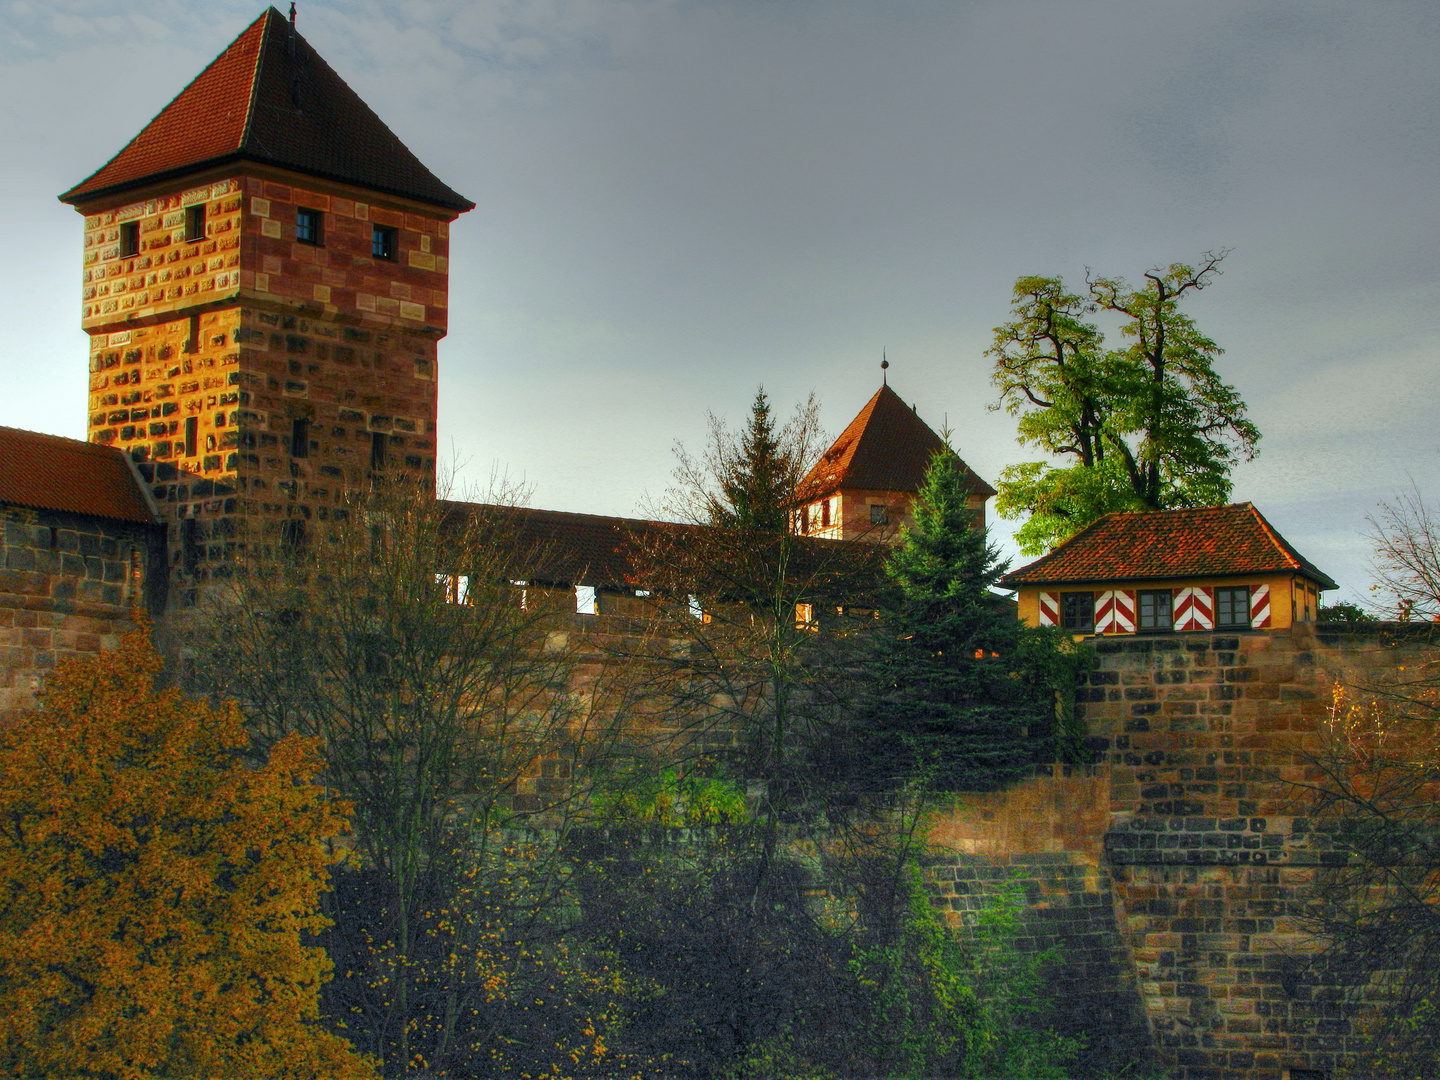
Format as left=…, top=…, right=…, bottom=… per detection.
left=0, top=629, right=372, bottom=1079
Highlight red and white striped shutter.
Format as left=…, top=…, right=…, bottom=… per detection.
left=1114, top=589, right=1136, bottom=633
left=1095, top=590, right=1137, bottom=634
left=1037, top=591, right=1059, bottom=627
left=1174, top=587, right=1215, bottom=631
left=1094, top=591, right=1116, bottom=633
left=1193, top=587, right=1214, bottom=629
left=1250, top=584, right=1271, bottom=628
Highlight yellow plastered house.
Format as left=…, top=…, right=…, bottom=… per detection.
left=999, top=503, right=1337, bottom=635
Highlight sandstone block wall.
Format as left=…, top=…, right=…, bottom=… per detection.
left=80, top=168, right=457, bottom=605
left=922, top=848, right=1157, bottom=1077
left=0, top=505, right=162, bottom=719
left=1082, top=625, right=1438, bottom=1079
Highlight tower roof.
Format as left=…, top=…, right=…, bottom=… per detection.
left=59, top=7, right=473, bottom=212
left=803, top=384, right=995, bottom=500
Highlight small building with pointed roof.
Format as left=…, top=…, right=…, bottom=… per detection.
left=798, top=383, right=995, bottom=542
left=999, top=503, right=1337, bottom=635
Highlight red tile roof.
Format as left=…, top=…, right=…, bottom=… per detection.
left=0, top=427, right=157, bottom=525
left=803, top=384, right=995, bottom=500
left=60, top=8, right=473, bottom=212
left=998, top=503, right=1337, bottom=591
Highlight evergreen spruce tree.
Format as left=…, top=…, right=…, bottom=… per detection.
left=852, top=449, right=1065, bottom=792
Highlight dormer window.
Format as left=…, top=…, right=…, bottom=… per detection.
left=119, top=221, right=139, bottom=257
left=371, top=224, right=396, bottom=261
left=296, top=208, right=322, bottom=245
left=184, top=204, right=206, bottom=242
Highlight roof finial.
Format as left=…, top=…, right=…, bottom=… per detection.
left=289, top=2, right=297, bottom=27
left=880, top=349, right=888, bottom=386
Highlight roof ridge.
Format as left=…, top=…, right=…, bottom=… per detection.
left=237, top=8, right=274, bottom=154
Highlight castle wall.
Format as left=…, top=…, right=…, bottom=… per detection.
left=1080, top=624, right=1438, bottom=1079
left=0, top=504, right=163, bottom=720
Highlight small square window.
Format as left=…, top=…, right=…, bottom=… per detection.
left=184, top=204, right=206, bottom=242
left=1215, top=586, right=1251, bottom=629
left=371, top=224, right=397, bottom=260
left=1061, top=591, right=1095, bottom=632
left=1138, top=589, right=1172, bottom=632
left=869, top=504, right=888, bottom=526
left=296, top=208, right=322, bottom=245
left=119, top=221, right=139, bottom=257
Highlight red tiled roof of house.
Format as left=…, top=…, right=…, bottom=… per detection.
left=0, top=427, right=157, bottom=525
left=803, top=384, right=996, bottom=500
left=998, top=503, right=1338, bottom=591
left=60, top=7, right=473, bottom=212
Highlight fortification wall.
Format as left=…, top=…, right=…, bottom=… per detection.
left=0, top=505, right=163, bottom=719
left=1083, top=624, right=1437, bottom=1079
left=913, top=625, right=1440, bottom=1079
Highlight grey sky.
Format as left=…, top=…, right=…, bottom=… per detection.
left=3, top=0, right=1437, bottom=604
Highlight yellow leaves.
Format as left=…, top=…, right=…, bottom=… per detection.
left=0, top=628, right=377, bottom=1080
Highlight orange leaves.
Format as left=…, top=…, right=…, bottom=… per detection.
left=0, top=628, right=377, bottom=1079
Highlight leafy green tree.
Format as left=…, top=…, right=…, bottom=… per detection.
left=838, top=449, right=1080, bottom=793
left=990, top=252, right=1260, bottom=553
left=1316, top=600, right=1377, bottom=624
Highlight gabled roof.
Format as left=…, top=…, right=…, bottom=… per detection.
left=803, top=384, right=995, bottom=500
left=0, top=427, right=157, bottom=525
left=441, top=502, right=675, bottom=590
left=439, top=502, right=882, bottom=594
left=998, top=503, right=1338, bottom=591
left=60, top=8, right=473, bottom=212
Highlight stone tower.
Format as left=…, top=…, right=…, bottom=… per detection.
left=60, top=7, right=472, bottom=606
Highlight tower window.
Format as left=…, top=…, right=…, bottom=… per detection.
left=184, top=204, right=206, bottom=242
left=371, top=224, right=397, bottom=261
left=183, top=416, right=198, bottom=458
left=296, top=208, right=322, bottom=245
left=119, top=221, right=139, bottom=257
left=370, top=431, right=386, bottom=470
left=291, top=417, right=310, bottom=458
